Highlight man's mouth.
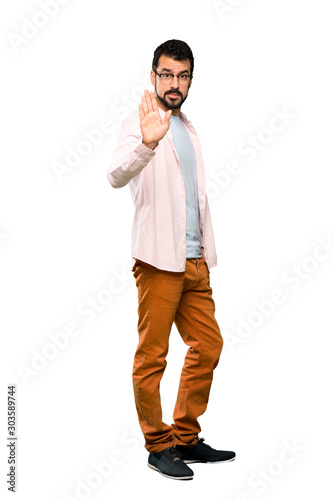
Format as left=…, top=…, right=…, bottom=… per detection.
left=166, top=93, right=181, bottom=99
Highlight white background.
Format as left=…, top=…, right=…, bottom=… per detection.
left=1, top=0, right=333, bottom=499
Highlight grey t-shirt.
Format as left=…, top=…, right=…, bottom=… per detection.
left=169, top=115, right=202, bottom=259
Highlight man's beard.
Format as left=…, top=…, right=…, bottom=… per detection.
left=155, top=85, right=189, bottom=110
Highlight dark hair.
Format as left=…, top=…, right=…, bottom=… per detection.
left=152, top=39, right=194, bottom=75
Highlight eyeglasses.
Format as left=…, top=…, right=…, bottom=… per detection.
left=154, top=71, right=193, bottom=84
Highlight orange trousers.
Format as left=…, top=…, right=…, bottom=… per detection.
left=132, top=257, right=223, bottom=454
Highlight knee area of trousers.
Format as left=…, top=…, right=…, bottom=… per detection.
left=200, top=341, right=223, bottom=367
left=133, top=351, right=167, bottom=372
left=210, top=335, right=223, bottom=356
left=214, top=335, right=224, bottom=359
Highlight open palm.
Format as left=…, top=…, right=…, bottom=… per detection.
left=139, top=90, right=172, bottom=148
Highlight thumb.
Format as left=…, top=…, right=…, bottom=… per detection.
left=164, top=110, right=172, bottom=125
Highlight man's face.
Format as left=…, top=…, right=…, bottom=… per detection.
left=151, top=55, right=192, bottom=111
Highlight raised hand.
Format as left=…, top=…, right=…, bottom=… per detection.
left=139, top=90, right=172, bottom=149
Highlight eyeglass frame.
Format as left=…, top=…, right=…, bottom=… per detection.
left=153, top=70, right=193, bottom=83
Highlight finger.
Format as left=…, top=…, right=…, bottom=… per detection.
left=141, top=93, right=148, bottom=116
left=139, top=103, right=144, bottom=121
left=164, top=109, right=172, bottom=124
left=145, top=89, right=153, bottom=113
left=150, top=91, right=158, bottom=112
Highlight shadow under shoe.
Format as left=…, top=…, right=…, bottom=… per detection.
left=148, top=446, right=194, bottom=480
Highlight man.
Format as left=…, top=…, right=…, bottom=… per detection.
left=107, top=39, right=235, bottom=480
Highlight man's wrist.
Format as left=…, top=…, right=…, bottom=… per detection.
left=142, top=140, right=159, bottom=150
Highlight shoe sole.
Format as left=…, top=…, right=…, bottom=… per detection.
left=147, top=463, right=193, bottom=480
left=183, top=457, right=236, bottom=464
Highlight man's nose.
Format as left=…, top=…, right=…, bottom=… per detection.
left=170, top=75, right=180, bottom=88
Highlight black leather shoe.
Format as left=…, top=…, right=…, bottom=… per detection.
left=175, top=438, right=236, bottom=464
left=148, top=446, right=194, bottom=480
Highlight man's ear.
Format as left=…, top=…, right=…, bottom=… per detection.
left=150, top=69, right=156, bottom=87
